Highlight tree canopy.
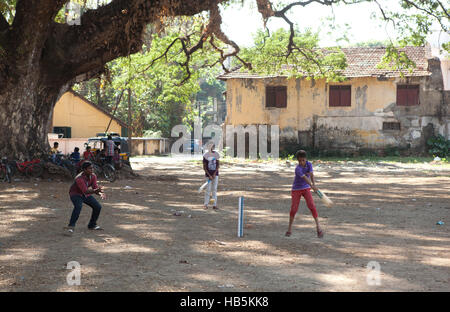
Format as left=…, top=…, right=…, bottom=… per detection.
left=74, top=17, right=227, bottom=138
left=0, top=0, right=448, bottom=159
left=239, top=28, right=348, bottom=81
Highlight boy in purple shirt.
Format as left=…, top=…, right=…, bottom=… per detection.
left=286, top=150, right=324, bottom=238
left=65, top=161, right=106, bottom=235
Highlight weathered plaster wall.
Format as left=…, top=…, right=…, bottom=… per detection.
left=224, top=59, right=449, bottom=154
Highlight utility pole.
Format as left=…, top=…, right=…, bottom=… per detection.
left=96, top=78, right=101, bottom=107
left=128, top=88, right=132, bottom=156
left=213, top=98, right=217, bottom=123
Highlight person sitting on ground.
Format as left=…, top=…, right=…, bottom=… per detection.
left=50, top=142, right=59, bottom=155
left=70, top=147, right=81, bottom=164
left=83, top=146, right=95, bottom=161
left=50, top=142, right=62, bottom=164
left=96, top=148, right=106, bottom=163
left=112, top=147, right=122, bottom=170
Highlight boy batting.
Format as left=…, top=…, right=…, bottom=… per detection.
left=286, top=150, right=324, bottom=238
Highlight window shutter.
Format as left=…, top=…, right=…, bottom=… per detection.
left=397, top=85, right=407, bottom=106
left=266, top=87, right=276, bottom=107
left=329, top=86, right=340, bottom=107
left=53, top=127, right=72, bottom=138
left=397, top=85, right=419, bottom=106
left=383, top=122, right=401, bottom=130
left=266, top=86, right=286, bottom=108
left=275, top=86, right=287, bottom=108
left=340, top=86, right=351, bottom=107
left=407, top=85, right=419, bottom=106
left=329, top=86, right=350, bottom=107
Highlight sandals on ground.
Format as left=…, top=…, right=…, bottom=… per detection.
left=284, top=230, right=323, bottom=238
left=317, top=229, right=324, bottom=238
left=88, top=225, right=103, bottom=231
left=64, top=227, right=74, bottom=236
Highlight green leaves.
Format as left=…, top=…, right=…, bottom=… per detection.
left=0, top=0, right=16, bottom=23
left=106, top=33, right=203, bottom=136
left=75, top=21, right=226, bottom=137
left=377, top=44, right=417, bottom=76
left=374, top=0, right=448, bottom=52
left=427, top=134, right=450, bottom=158
left=239, top=28, right=347, bottom=82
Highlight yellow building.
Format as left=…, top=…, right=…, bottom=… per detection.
left=51, top=90, right=128, bottom=138
left=218, top=46, right=449, bottom=155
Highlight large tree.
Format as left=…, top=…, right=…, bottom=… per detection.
left=0, top=0, right=448, bottom=159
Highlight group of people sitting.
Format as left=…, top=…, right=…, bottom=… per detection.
left=50, top=139, right=123, bottom=172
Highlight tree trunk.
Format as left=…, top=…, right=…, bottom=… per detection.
left=0, top=77, right=69, bottom=159
left=0, top=0, right=68, bottom=160
left=0, top=0, right=225, bottom=160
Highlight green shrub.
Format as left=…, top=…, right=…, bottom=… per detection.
left=359, top=148, right=379, bottom=157
left=427, top=135, right=449, bottom=158
left=384, top=145, right=401, bottom=156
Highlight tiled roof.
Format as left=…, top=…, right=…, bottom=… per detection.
left=217, top=46, right=432, bottom=80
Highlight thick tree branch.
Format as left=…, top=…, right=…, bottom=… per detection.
left=277, top=0, right=333, bottom=14
left=12, top=0, right=65, bottom=39
left=256, top=0, right=275, bottom=23
left=130, top=0, right=253, bottom=85
left=8, top=0, right=66, bottom=80
left=44, top=0, right=225, bottom=85
left=258, top=0, right=369, bottom=60
left=205, top=3, right=252, bottom=71
left=256, top=0, right=335, bottom=57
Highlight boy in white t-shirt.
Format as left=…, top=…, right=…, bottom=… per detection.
left=202, top=143, right=220, bottom=210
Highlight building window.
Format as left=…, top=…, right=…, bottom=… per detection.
left=397, top=85, right=419, bottom=106
left=53, top=127, right=71, bottom=138
left=266, top=86, right=287, bottom=108
left=329, top=85, right=351, bottom=107
left=383, top=122, right=401, bottom=131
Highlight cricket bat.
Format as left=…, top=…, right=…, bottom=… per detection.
left=315, top=189, right=333, bottom=208
left=198, top=180, right=211, bottom=193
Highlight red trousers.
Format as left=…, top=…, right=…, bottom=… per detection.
left=290, top=188, right=318, bottom=219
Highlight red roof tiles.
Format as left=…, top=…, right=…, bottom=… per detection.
left=218, top=46, right=432, bottom=80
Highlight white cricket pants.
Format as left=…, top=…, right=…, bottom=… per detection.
left=204, top=176, right=219, bottom=206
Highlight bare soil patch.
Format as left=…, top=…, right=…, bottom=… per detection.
left=0, top=157, right=449, bottom=291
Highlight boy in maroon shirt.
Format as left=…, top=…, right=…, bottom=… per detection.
left=65, top=161, right=106, bottom=235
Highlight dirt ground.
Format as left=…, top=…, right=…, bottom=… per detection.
left=0, top=156, right=449, bottom=292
